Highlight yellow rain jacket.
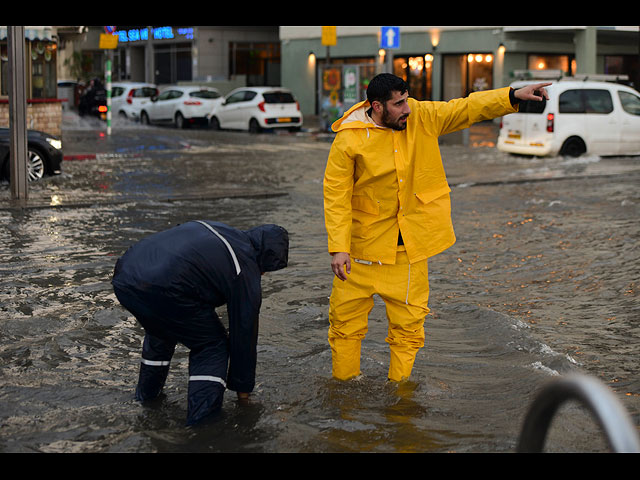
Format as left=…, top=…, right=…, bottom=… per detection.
left=324, top=87, right=517, bottom=265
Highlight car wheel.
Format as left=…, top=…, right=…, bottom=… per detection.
left=1, top=148, right=46, bottom=181
left=560, top=136, right=586, bottom=157
left=27, top=147, right=46, bottom=181
left=141, top=111, right=150, bottom=125
left=210, top=116, right=220, bottom=130
left=248, top=118, right=261, bottom=133
left=175, top=112, right=186, bottom=129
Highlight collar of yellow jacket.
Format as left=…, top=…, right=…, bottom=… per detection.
left=331, top=100, right=378, bottom=132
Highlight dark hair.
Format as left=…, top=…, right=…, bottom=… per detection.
left=366, top=73, right=408, bottom=105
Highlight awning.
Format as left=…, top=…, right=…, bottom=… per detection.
left=0, top=26, right=54, bottom=41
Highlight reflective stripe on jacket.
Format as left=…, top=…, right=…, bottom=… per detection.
left=323, top=87, right=517, bottom=265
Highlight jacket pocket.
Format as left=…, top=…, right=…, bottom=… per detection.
left=415, top=184, right=451, bottom=205
left=352, top=195, right=380, bottom=215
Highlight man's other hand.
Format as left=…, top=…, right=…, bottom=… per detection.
left=331, top=252, right=351, bottom=281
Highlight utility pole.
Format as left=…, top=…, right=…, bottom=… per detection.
left=8, top=25, right=28, bottom=204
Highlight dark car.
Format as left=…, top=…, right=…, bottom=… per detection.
left=0, top=128, right=63, bottom=182
left=78, top=78, right=108, bottom=119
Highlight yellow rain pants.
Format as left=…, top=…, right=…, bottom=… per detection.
left=328, top=246, right=429, bottom=382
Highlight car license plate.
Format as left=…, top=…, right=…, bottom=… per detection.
left=277, top=117, right=291, bottom=123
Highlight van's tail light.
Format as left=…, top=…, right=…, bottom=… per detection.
left=546, top=113, right=554, bottom=132
left=98, top=105, right=108, bottom=113
left=296, top=101, right=300, bottom=111
left=258, top=101, right=266, bottom=112
left=126, top=90, right=135, bottom=104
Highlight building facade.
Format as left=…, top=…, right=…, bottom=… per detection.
left=279, top=26, right=640, bottom=121
left=0, top=26, right=86, bottom=135
left=73, top=26, right=281, bottom=94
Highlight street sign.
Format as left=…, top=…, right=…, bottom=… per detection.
left=322, top=26, right=337, bottom=46
left=99, top=33, right=118, bottom=49
left=380, top=26, right=400, bottom=49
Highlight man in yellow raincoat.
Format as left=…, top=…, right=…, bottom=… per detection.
left=323, top=73, right=550, bottom=382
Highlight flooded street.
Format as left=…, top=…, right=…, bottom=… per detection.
left=1, top=117, right=638, bottom=452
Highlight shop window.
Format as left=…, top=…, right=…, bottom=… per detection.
left=467, top=53, right=493, bottom=92
left=31, top=41, right=57, bottom=98
left=154, top=43, right=192, bottom=84
left=605, top=55, right=640, bottom=89
left=1, top=41, right=58, bottom=98
left=1, top=44, right=7, bottom=96
left=393, top=54, right=433, bottom=100
left=229, top=42, right=280, bottom=86
left=527, top=54, right=572, bottom=76
left=442, top=53, right=493, bottom=100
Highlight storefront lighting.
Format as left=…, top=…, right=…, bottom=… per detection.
left=467, top=53, right=493, bottom=63
left=498, top=44, right=506, bottom=55
left=430, top=30, right=440, bottom=49
left=409, top=56, right=424, bottom=72
left=308, top=52, right=316, bottom=67
left=424, top=54, right=433, bottom=63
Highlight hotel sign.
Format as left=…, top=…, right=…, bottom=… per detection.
left=113, top=26, right=194, bottom=43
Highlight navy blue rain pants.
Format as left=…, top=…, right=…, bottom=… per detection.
left=114, top=285, right=229, bottom=426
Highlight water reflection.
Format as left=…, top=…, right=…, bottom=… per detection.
left=0, top=127, right=638, bottom=452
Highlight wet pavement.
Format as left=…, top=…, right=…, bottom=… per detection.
left=0, top=115, right=639, bottom=452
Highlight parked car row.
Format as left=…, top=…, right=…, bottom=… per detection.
left=110, top=82, right=303, bottom=133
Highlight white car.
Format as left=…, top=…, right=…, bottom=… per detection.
left=139, top=85, right=223, bottom=128
left=111, top=82, right=158, bottom=121
left=210, top=87, right=303, bottom=133
left=498, top=79, right=640, bottom=157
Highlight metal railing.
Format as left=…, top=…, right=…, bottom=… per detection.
left=517, top=374, right=640, bottom=452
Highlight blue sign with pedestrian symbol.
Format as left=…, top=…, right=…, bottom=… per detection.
left=380, top=26, right=400, bottom=49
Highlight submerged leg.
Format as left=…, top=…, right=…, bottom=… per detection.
left=136, top=333, right=177, bottom=401
left=186, top=337, right=229, bottom=425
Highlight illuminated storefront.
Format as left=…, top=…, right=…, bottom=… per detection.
left=280, top=26, right=639, bottom=118
left=393, top=54, right=433, bottom=100
left=76, top=26, right=281, bottom=87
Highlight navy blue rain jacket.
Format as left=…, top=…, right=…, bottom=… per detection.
left=112, top=221, right=289, bottom=393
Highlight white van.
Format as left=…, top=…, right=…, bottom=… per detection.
left=497, top=80, right=640, bottom=157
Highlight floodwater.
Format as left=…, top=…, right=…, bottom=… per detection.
left=1, top=116, right=639, bottom=453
